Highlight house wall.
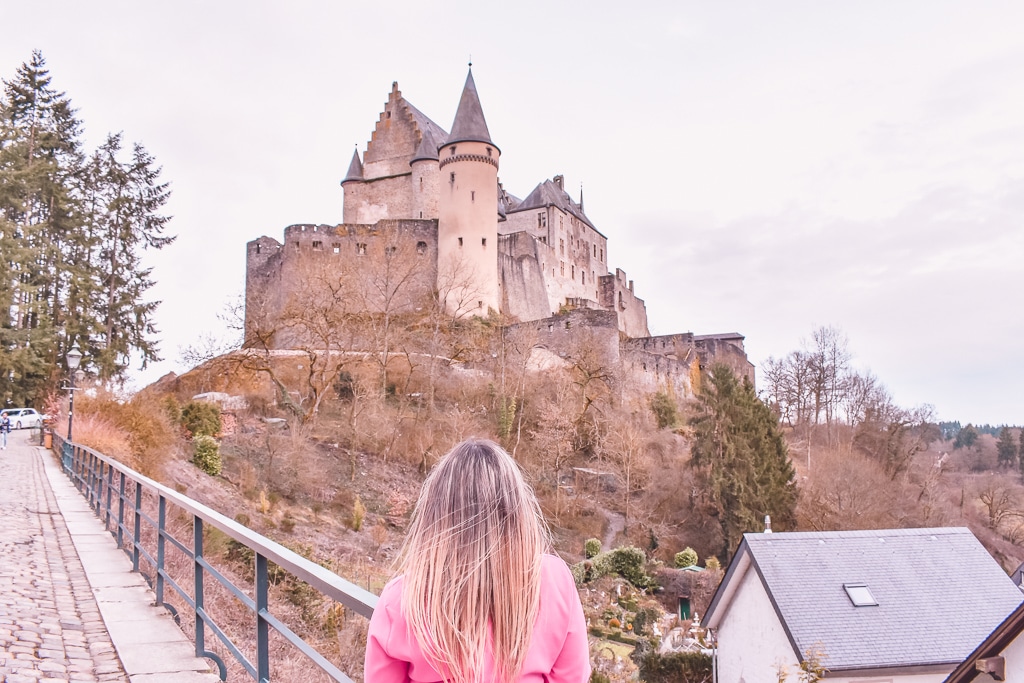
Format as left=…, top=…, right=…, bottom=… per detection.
left=971, top=633, right=1024, bottom=683
left=715, top=566, right=799, bottom=683
left=824, top=673, right=946, bottom=683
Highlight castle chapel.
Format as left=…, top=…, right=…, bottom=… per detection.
left=246, top=68, right=753, bottom=397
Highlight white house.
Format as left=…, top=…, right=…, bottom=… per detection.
left=703, top=528, right=1022, bottom=683
left=945, top=601, right=1024, bottom=682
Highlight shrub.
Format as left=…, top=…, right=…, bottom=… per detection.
left=181, top=400, right=222, bottom=438
left=351, top=496, right=366, bottom=532
left=280, top=517, right=296, bottom=533
left=675, top=547, right=699, bottom=568
left=596, top=546, right=656, bottom=590
left=608, top=617, right=621, bottom=629
left=192, top=435, right=222, bottom=476
left=650, top=391, right=679, bottom=430
left=585, top=538, right=602, bottom=559
left=705, top=556, right=721, bottom=571
left=631, top=638, right=712, bottom=683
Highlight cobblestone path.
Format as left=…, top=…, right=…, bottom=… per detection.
left=0, top=435, right=127, bottom=683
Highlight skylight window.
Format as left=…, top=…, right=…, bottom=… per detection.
left=844, top=584, right=878, bottom=606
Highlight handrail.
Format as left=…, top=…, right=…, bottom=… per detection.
left=51, top=432, right=378, bottom=682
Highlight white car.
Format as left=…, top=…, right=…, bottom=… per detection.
left=1, top=408, right=45, bottom=429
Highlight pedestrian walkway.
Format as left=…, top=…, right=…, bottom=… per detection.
left=0, top=430, right=219, bottom=683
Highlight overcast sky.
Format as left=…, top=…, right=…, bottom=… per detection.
left=4, top=1, right=1022, bottom=425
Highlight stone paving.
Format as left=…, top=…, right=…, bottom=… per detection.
left=0, top=430, right=218, bottom=683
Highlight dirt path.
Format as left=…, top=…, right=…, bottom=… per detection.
left=602, top=508, right=625, bottom=549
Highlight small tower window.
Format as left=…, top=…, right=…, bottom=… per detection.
left=294, top=241, right=300, bottom=251
left=571, top=265, right=575, bottom=280
left=333, top=243, right=341, bottom=254
left=481, top=238, right=487, bottom=248
left=312, top=241, right=322, bottom=250
left=582, top=271, right=585, bottom=285
left=486, top=147, right=492, bottom=157
left=357, top=243, right=367, bottom=255
left=256, top=244, right=261, bottom=255
left=450, top=146, right=456, bottom=155
left=458, top=237, right=463, bottom=247
left=386, top=246, right=396, bottom=256
left=471, top=190, right=475, bottom=202
left=450, top=172, right=455, bottom=183
left=478, top=301, right=483, bottom=309
left=416, top=241, right=427, bottom=255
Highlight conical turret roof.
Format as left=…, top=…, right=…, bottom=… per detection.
left=446, top=67, right=498, bottom=152
left=342, top=147, right=363, bottom=184
left=410, top=127, right=441, bottom=164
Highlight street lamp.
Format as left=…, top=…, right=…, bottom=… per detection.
left=66, top=345, right=82, bottom=441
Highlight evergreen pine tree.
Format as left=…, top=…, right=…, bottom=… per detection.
left=690, top=364, right=798, bottom=558
left=997, top=427, right=1018, bottom=468
left=1, top=51, right=173, bottom=402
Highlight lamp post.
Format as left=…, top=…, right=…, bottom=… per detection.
left=66, top=345, right=82, bottom=441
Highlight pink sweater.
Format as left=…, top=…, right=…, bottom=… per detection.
left=364, top=554, right=591, bottom=682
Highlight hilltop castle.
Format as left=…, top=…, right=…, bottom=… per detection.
left=245, top=68, right=752, bottom=397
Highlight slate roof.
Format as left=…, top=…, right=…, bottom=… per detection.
left=447, top=68, right=496, bottom=150
left=403, top=99, right=448, bottom=152
left=411, top=126, right=442, bottom=164
left=342, top=148, right=363, bottom=183
left=705, top=528, right=1023, bottom=673
left=945, top=600, right=1024, bottom=682
left=508, top=178, right=600, bottom=234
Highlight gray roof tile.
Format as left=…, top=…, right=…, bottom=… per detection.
left=711, top=528, right=1022, bottom=672
left=447, top=68, right=495, bottom=149
left=342, top=147, right=363, bottom=183
left=508, top=178, right=596, bottom=232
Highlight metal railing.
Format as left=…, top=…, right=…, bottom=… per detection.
left=52, top=432, right=378, bottom=682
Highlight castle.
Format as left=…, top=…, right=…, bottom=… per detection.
left=245, top=68, right=753, bottom=398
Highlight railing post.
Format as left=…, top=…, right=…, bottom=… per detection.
left=104, top=464, right=114, bottom=531
left=194, top=517, right=207, bottom=658
left=156, top=496, right=166, bottom=607
left=117, top=471, right=126, bottom=549
left=256, top=553, right=271, bottom=683
left=133, top=481, right=142, bottom=572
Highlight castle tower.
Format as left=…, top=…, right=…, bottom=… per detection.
left=437, top=67, right=501, bottom=316
left=410, top=127, right=441, bottom=220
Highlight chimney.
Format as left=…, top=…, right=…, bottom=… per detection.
left=764, top=515, right=772, bottom=533
left=553, top=174, right=564, bottom=190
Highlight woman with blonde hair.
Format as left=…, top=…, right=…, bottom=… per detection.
left=365, top=438, right=590, bottom=682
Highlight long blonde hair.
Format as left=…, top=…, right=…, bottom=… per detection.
left=396, top=438, right=549, bottom=683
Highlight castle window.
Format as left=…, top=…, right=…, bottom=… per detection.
left=600, top=247, right=604, bottom=261
left=417, top=241, right=427, bottom=255
left=312, top=241, right=322, bottom=250
left=386, top=246, right=396, bottom=256
left=256, top=244, right=261, bottom=255
left=560, top=262, right=565, bottom=276
left=294, top=241, right=300, bottom=251
left=594, top=244, right=597, bottom=257
left=471, top=190, right=475, bottom=202
left=581, top=271, right=585, bottom=285
left=458, top=237, right=463, bottom=247
left=333, top=243, right=341, bottom=254
left=386, top=111, right=391, bottom=119
left=486, top=147, right=492, bottom=157
left=572, top=265, right=575, bottom=280
left=481, top=237, right=487, bottom=248
left=357, top=243, right=367, bottom=255
left=478, top=301, right=483, bottom=309
left=450, top=172, right=455, bottom=183
left=540, top=236, right=546, bottom=244
left=559, top=239, right=564, bottom=255
left=538, top=212, right=546, bottom=228
left=450, top=146, right=456, bottom=155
